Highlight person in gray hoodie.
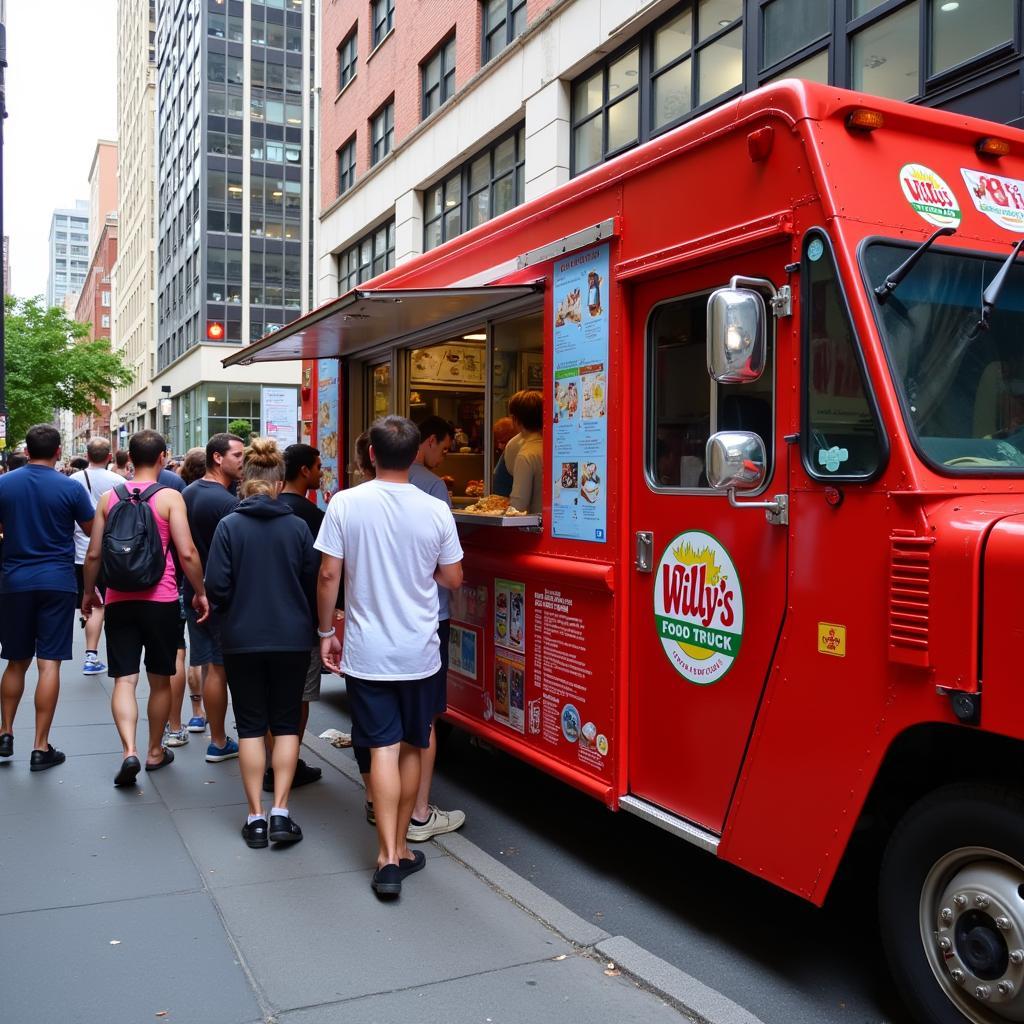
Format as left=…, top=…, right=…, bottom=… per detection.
left=204, top=437, right=318, bottom=850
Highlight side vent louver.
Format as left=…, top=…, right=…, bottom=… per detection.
left=889, top=530, right=933, bottom=668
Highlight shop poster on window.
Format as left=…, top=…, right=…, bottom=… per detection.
left=494, top=578, right=526, bottom=655
left=316, top=359, right=340, bottom=510
left=551, top=244, right=609, bottom=543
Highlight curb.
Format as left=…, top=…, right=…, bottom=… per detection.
left=302, top=731, right=764, bottom=1024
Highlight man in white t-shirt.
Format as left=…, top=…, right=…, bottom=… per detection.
left=70, top=439, right=123, bottom=675
left=316, top=416, right=463, bottom=898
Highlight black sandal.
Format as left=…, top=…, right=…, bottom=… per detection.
left=144, top=748, right=175, bottom=771
left=114, top=756, right=141, bottom=787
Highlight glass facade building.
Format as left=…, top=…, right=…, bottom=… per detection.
left=46, top=202, right=90, bottom=309
left=155, top=0, right=314, bottom=372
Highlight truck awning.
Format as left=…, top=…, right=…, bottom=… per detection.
left=221, top=284, right=543, bottom=366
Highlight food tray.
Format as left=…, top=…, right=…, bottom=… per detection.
left=452, top=512, right=542, bottom=529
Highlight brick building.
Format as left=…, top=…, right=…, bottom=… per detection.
left=72, top=216, right=118, bottom=453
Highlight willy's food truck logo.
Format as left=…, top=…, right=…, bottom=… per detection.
left=899, top=164, right=961, bottom=228
left=654, top=531, right=743, bottom=686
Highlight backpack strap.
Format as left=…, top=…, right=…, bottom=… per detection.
left=135, top=482, right=167, bottom=503
left=113, top=483, right=132, bottom=503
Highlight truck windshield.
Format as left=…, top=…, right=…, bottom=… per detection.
left=863, top=241, right=1024, bottom=472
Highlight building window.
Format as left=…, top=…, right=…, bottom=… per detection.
left=761, top=0, right=829, bottom=74
left=101, top=291, right=111, bottom=307
left=483, top=0, right=526, bottom=64
left=338, top=220, right=396, bottom=293
left=371, top=101, right=395, bottom=165
left=850, top=1, right=920, bottom=100
left=423, top=125, right=525, bottom=252
left=372, top=0, right=395, bottom=48
left=422, top=34, right=456, bottom=118
left=101, top=314, right=111, bottom=329
left=930, top=0, right=1013, bottom=76
left=337, top=137, right=357, bottom=195
left=570, top=2, right=742, bottom=175
left=338, top=28, right=357, bottom=90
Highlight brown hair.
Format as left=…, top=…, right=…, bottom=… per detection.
left=239, top=436, right=285, bottom=498
left=508, top=390, right=543, bottom=433
left=180, top=447, right=207, bottom=485
left=354, top=430, right=374, bottom=480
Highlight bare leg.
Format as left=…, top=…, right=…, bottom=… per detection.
left=187, top=665, right=204, bottom=722
left=168, top=649, right=186, bottom=732
left=238, top=737, right=266, bottom=817
left=412, top=721, right=438, bottom=821
left=271, top=735, right=299, bottom=809
left=33, top=659, right=62, bottom=751
left=0, top=658, right=30, bottom=734
left=204, top=663, right=228, bottom=747
left=84, top=605, right=105, bottom=657
left=145, top=673, right=171, bottom=764
left=370, top=743, right=401, bottom=867
left=396, top=742, right=420, bottom=863
left=111, top=674, right=141, bottom=758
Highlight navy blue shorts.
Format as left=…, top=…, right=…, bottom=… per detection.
left=0, top=590, right=76, bottom=662
left=186, top=606, right=223, bottom=666
left=347, top=671, right=439, bottom=755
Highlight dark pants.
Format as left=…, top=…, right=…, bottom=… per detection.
left=224, top=650, right=308, bottom=738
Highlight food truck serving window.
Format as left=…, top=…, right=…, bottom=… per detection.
left=863, top=239, right=1024, bottom=474
left=803, top=230, right=885, bottom=481
left=646, top=290, right=774, bottom=491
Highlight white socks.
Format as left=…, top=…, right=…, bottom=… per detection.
left=271, top=806, right=289, bottom=819
left=247, top=813, right=265, bottom=825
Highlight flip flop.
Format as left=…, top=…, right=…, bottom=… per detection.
left=114, top=756, right=141, bottom=788
left=145, top=748, right=175, bottom=771
left=398, top=850, right=426, bottom=878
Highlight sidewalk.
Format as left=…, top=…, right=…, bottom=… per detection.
left=0, top=635, right=707, bottom=1024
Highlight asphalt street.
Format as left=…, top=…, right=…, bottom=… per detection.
left=308, top=677, right=912, bottom=1024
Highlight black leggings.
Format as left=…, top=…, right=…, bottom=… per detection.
left=224, top=650, right=309, bottom=738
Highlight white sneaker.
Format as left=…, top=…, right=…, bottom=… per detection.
left=164, top=725, right=189, bottom=747
left=406, top=805, right=466, bottom=842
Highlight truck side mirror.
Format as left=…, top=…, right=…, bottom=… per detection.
left=707, top=288, right=766, bottom=383
left=706, top=431, right=767, bottom=491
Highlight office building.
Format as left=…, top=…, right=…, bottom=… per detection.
left=111, top=0, right=158, bottom=443
left=46, top=201, right=89, bottom=309
left=318, top=0, right=1022, bottom=300
left=152, top=0, right=315, bottom=452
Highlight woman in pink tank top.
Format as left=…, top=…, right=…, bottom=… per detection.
left=104, top=484, right=179, bottom=605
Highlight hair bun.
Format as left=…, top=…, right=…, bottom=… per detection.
left=245, top=436, right=283, bottom=468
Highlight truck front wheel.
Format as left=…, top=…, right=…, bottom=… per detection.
left=881, top=784, right=1024, bottom=1024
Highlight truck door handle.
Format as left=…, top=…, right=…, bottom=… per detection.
left=635, top=531, right=653, bottom=572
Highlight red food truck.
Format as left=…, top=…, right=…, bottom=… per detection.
left=227, top=80, right=1024, bottom=1024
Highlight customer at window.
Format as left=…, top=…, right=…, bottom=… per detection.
left=506, top=390, right=544, bottom=515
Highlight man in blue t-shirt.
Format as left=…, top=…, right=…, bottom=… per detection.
left=0, top=424, right=95, bottom=771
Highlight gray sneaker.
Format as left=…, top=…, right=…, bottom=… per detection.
left=406, top=805, right=466, bottom=842
left=164, top=725, right=189, bottom=747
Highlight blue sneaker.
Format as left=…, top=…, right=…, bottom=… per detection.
left=187, top=715, right=207, bottom=733
left=82, top=656, right=106, bottom=675
left=206, top=737, right=239, bottom=763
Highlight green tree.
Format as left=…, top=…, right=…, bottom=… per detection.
left=228, top=418, right=253, bottom=443
left=5, top=295, right=133, bottom=445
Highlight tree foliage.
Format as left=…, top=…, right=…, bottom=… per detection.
left=5, top=295, right=133, bottom=445
left=228, top=418, right=253, bottom=443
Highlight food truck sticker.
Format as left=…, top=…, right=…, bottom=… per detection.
left=448, top=624, right=479, bottom=681
left=495, top=651, right=526, bottom=733
left=899, top=164, right=961, bottom=228
left=495, top=579, right=526, bottom=655
left=315, top=358, right=340, bottom=510
left=654, top=531, right=744, bottom=686
left=960, top=168, right=1024, bottom=232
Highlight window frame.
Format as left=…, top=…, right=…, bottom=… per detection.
left=422, top=33, right=457, bottom=119
left=801, top=227, right=888, bottom=483
left=337, top=27, right=358, bottom=92
left=482, top=0, right=527, bottom=65
left=371, top=0, right=395, bottom=49
left=422, top=123, right=526, bottom=252
left=337, top=219, right=397, bottom=294
left=337, top=136, right=357, bottom=196
left=756, top=0, right=831, bottom=81
left=643, top=284, right=776, bottom=495
left=370, top=100, right=395, bottom=165
left=569, top=2, right=744, bottom=177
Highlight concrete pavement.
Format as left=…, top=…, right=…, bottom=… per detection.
left=0, top=633, right=755, bottom=1024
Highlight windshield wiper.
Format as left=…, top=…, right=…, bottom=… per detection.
left=874, top=226, right=957, bottom=304
left=979, top=237, right=1024, bottom=329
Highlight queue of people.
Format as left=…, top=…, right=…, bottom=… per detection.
left=0, top=416, right=467, bottom=899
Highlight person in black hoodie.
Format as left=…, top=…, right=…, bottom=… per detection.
left=204, top=437, right=318, bottom=849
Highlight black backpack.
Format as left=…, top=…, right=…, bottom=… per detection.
left=101, top=483, right=168, bottom=591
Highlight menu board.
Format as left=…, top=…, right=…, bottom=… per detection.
left=551, top=244, right=609, bottom=543
left=316, top=359, right=340, bottom=510
left=263, top=387, right=298, bottom=448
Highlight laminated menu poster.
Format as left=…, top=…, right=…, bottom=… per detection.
left=316, top=359, right=340, bottom=510
left=551, top=244, right=609, bottom=542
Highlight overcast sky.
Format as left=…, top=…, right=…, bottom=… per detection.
left=7, top=0, right=118, bottom=300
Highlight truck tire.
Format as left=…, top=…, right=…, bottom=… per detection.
left=880, top=783, right=1024, bottom=1024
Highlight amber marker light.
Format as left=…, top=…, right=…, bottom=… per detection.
left=207, top=321, right=225, bottom=341
left=977, top=137, right=1011, bottom=158
left=845, top=108, right=884, bottom=132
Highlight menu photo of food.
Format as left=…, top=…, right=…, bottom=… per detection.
left=494, top=579, right=526, bottom=655
left=554, top=287, right=583, bottom=328
left=494, top=651, right=525, bottom=733
left=580, top=462, right=601, bottom=505
left=587, top=271, right=603, bottom=318
left=581, top=365, right=606, bottom=419
left=560, top=461, right=579, bottom=493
